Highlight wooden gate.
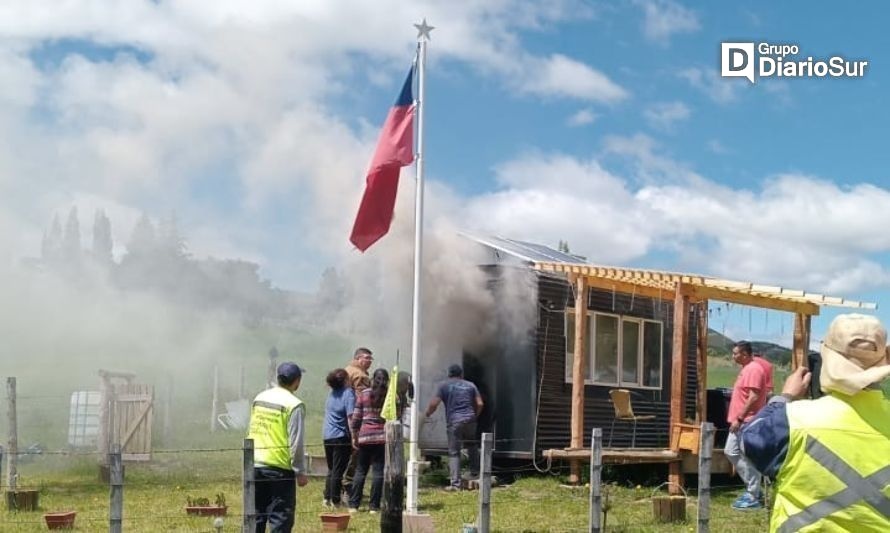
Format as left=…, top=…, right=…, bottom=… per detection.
left=99, top=370, right=154, bottom=462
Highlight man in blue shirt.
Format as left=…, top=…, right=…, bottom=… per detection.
left=425, top=364, right=484, bottom=491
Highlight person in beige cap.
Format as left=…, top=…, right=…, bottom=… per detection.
left=741, top=313, right=890, bottom=532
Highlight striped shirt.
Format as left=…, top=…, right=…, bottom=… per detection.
left=351, top=389, right=386, bottom=445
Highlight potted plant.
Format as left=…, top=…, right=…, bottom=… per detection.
left=319, top=511, right=351, bottom=531
left=185, top=493, right=227, bottom=516
left=44, top=511, right=77, bottom=530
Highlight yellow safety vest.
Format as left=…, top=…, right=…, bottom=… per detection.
left=771, top=390, right=890, bottom=533
left=247, top=386, right=304, bottom=471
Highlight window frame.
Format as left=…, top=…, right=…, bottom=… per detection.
left=564, top=309, right=596, bottom=384
left=564, top=310, right=663, bottom=390
left=640, top=319, right=664, bottom=390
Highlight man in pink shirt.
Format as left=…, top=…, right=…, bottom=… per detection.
left=725, top=341, right=768, bottom=510
left=753, top=353, right=774, bottom=396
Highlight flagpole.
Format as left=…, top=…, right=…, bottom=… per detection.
left=407, top=24, right=429, bottom=515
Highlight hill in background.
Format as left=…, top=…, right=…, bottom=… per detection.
left=707, top=328, right=796, bottom=366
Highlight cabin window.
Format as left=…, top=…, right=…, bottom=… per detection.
left=642, top=321, right=663, bottom=388
left=564, top=310, right=595, bottom=382
left=565, top=310, right=662, bottom=389
left=593, top=314, right=619, bottom=383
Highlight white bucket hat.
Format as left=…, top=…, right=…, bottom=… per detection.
left=820, top=313, right=890, bottom=395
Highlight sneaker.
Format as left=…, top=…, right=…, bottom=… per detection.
left=322, top=499, right=334, bottom=509
left=369, top=509, right=379, bottom=515
left=443, top=486, right=460, bottom=492
left=732, top=493, right=763, bottom=510
left=348, top=507, right=359, bottom=514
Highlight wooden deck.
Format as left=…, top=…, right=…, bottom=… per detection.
left=542, top=448, right=732, bottom=474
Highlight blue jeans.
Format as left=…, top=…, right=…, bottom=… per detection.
left=350, top=443, right=385, bottom=510
left=447, top=421, right=479, bottom=488
left=255, top=466, right=295, bottom=532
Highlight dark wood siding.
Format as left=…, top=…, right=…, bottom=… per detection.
left=534, top=273, right=700, bottom=452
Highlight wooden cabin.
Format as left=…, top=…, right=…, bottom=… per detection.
left=427, top=235, right=875, bottom=491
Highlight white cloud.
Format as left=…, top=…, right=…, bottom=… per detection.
left=602, top=133, right=702, bottom=184
left=762, top=79, right=793, bottom=105
left=516, top=54, right=628, bottom=103
left=0, top=0, right=623, bottom=289
left=633, top=0, right=700, bottom=44
left=567, top=108, right=598, bottom=127
left=454, top=142, right=890, bottom=297
left=2, top=0, right=888, bottom=306
left=462, top=153, right=654, bottom=263
left=644, top=101, right=690, bottom=130
left=680, top=67, right=744, bottom=104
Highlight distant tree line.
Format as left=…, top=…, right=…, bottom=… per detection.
left=38, top=207, right=305, bottom=322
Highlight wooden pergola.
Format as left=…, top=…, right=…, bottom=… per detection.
left=533, top=261, right=876, bottom=489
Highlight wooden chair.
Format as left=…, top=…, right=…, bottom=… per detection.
left=608, top=389, right=655, bottom=447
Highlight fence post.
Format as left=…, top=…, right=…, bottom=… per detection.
left=478, top=432, right=493, bottom=533
left=211, top=365, right=220, bottom=432
left=109, top=443, right=123, bottom=533
left=382, top=421, right=404, bottom=533
left=163, top=374, right=174, bottom=445
left=696, top=422, right=715, bottom=533
left=243, top=438, right=256, bottom=533
left=6, top=378, right=17, bottom=492
left=590, top=427, right=603, bottom=533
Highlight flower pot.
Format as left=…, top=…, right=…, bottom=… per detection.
left=6, top=489, right=40, bottom=511
left=44, top=511, right=76, bottom=530
left=320, top=512, right=351, bottom=531
left=185, top=505, right=227, bottom=517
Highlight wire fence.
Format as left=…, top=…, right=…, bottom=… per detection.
left=0, top=375, right=769, bottom=532
left=0, top=431, right=773, bottom=533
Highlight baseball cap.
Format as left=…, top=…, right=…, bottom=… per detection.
left=820, top=314, right=890, bottom=395
left=277, top=362, right=304, bottom=382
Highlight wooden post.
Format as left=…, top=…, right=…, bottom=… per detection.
left=569, top=275, right=588, bottom=484
left=478, top=432, right=493, bottom=533
left=669, top=285, right=690, bottom=494
left=697, top=422, right=715, bottom=533
left=792, top=314, right=811, bottom=370
left=589, top=428, right=603, bottom=533
left=695, top=301, right=709, bottom=424
left=211, top=365, right=220, bottom=433
left=98, top=373, right=110, bottom=464
left=6, top=377, right=17, bottom=494
left=242, top=439, right=256, bottom=533
left=382, top=422, right=404, bottom=533
left=109, top=443, right=123, bottom=533
left=162, top=374, right=173, bottom=445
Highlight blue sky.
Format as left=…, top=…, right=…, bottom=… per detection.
left=2, top=1, right=890, bottom=347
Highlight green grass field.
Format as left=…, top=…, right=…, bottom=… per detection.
left=0, top=353, right=774, bottom=532
left=2, top=455, right=771, bottom=532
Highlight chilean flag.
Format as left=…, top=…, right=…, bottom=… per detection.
left=349, top=67, right=415, bottom=252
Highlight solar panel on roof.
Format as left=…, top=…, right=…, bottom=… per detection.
left=463, top=233, right=586, bottom=264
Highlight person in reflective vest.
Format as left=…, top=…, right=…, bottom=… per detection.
left=742, top=314, right=890, bottom=532
left=247, top=362, right=308, bottom=532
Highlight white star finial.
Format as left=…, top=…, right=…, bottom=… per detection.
left=414, top=18, right=434, bottom=41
